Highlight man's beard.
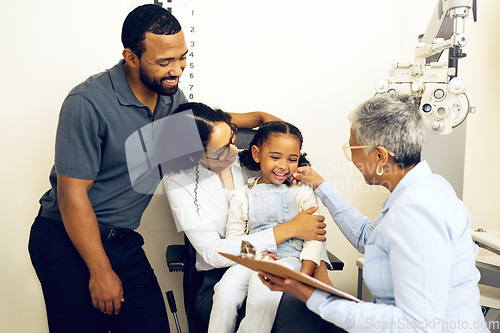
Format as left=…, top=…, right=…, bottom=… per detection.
left=139, top=64, right=178, bottom=96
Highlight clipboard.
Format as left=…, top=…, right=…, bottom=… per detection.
left=219, top=252, right=361, bottom=303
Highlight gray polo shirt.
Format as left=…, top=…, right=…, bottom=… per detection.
left=40, top=60, right=187, bottom=229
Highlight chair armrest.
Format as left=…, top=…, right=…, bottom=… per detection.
left=327, top=250, right=344, bottom=271
left=166, top=244, right=185, bottom=272
left=166, top=245, right=344, bottom=272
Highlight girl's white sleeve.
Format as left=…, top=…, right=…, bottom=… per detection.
left=296, top=184, right=323, bottom=266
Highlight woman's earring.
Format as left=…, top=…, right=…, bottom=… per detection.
left=376, top=164, right=383, bottom=176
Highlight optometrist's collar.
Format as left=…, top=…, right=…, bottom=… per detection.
left=379, top=161, right=432, bottom=214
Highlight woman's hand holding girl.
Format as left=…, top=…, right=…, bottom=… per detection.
left=273, top=206, right=327, bottom=245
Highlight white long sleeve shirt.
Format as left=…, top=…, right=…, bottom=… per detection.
left=165, top=160, right=276, bottom=271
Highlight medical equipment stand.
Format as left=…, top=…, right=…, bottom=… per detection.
left=166, top=290, right=182, bottom=333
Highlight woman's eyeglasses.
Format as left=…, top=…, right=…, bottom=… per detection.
left=342, top=142, right=395, bottom=161
left=205, top=123, right=238, bottom=162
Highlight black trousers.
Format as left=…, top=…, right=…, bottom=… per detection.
left=195, top=269, right=346, bottom=333
left=28, top=216, right=170, bottom=333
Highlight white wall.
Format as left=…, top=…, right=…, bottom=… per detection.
left=1, top=1, right=498, bottom=332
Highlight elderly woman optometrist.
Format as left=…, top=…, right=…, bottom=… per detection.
left=259, top=95, right=488, bottom=332
left=164, top=102, right=344, bottom=332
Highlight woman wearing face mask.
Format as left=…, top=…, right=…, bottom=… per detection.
left=164, top=102, right=342, bottom=332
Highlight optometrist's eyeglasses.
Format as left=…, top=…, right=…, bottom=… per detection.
left=205, top=123, right=238, bottom=162
left=342, top=142, right=395, bottom=161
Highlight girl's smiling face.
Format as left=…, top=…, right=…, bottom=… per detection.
left=252, top=133, right=301, bottom=185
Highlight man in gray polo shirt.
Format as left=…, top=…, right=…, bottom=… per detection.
left=29, top=2, right=327, bottom=332
left=28, top=4, right=279, bottom=332
left=28, top=5, right=189, bottom=333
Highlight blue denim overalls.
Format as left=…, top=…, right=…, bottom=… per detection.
left=246, top=181, right=303, bottom=259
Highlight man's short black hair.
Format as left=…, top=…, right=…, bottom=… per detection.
left=121, top=4, right=182, bottom=59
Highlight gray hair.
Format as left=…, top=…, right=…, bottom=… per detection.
left=348, top=94, right=424, bottom=167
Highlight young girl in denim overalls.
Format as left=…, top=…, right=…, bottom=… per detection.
left=208, top=121, right=325, bottom=333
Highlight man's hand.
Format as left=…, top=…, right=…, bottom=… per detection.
left=89, top=269, right=124, bottom=315
left=58, top=174, right=124, bottom=314
left=293, top=166, right=325, bottom=190
left=258, top=271, right=315, bottom=303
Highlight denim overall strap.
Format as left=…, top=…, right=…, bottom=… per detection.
left=246, top=183, right=303, bottom=259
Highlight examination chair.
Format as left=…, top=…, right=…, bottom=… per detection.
left=165, top=128, right=344, bottom=333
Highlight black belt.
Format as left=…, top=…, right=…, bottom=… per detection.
left=97, top=224, right=130, bottom=241
left=38, top=206, right=131, bottom=241
left=38, top=206, right=63, bottom=221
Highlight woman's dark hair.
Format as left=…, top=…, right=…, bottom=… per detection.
left=168, top=102, right=233, bottom=215
left=239, top=121, right=310, bottom=171
left=165, top=102, right=233, bottom=174
left=172, top=102, right=232, bottom=147
left=349, top=94, right=424, bottom=168
left=121, top=4, right=182, bottom=59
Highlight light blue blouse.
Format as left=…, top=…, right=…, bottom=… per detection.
left=307, top=161, right=488, bottom=332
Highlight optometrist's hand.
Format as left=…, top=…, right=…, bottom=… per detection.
left=293, top=166, right=325, bottom=190
left=89, top=269, right=124, bottom=315
left=257, top=271, right=315, bottom=303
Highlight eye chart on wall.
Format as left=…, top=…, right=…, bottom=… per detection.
left=130, top=0, right=197, bottom=101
